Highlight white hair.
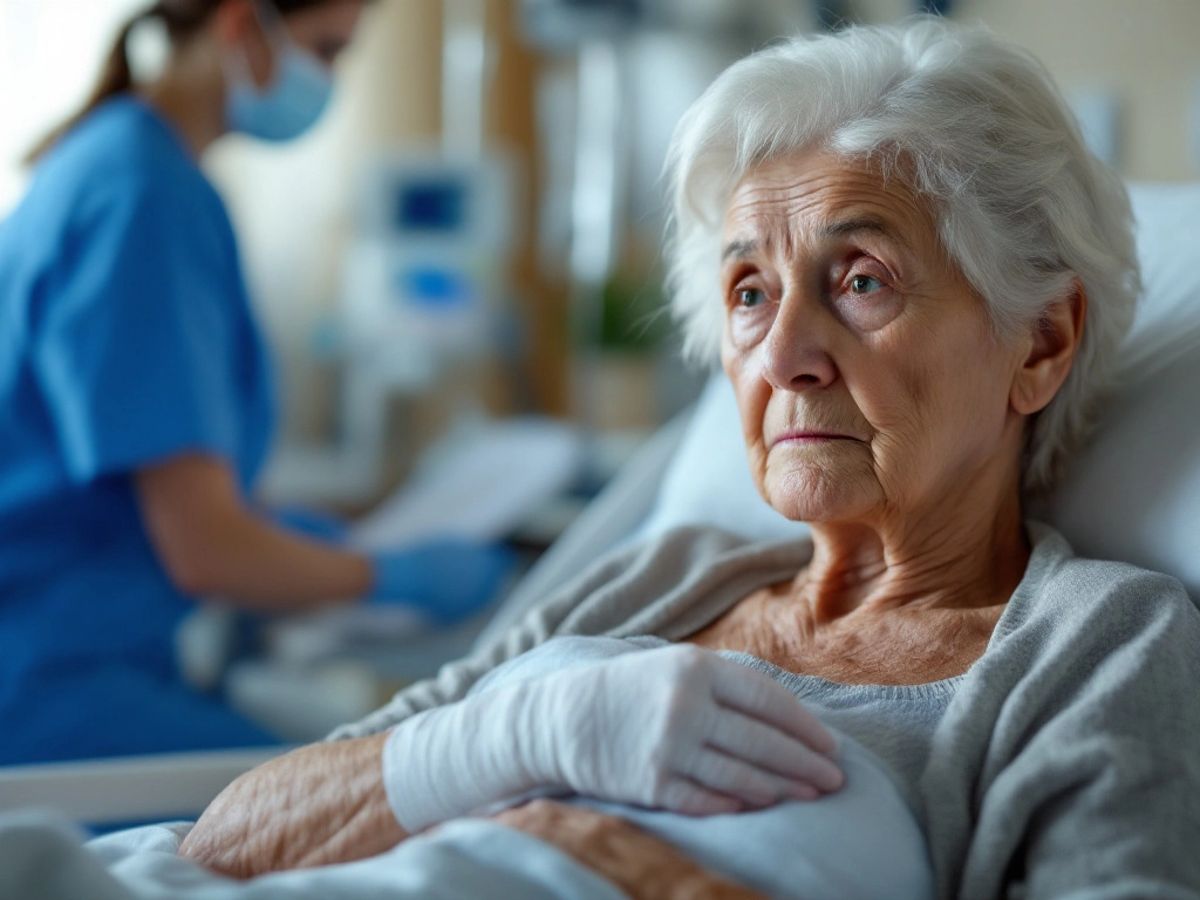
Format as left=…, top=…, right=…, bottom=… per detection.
left=664, top=16, right=1139, bottom=494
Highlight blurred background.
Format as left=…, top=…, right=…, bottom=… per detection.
left=4, top=0, right=1198, bottom=496
left=2, top=0, right=1198, bottom=742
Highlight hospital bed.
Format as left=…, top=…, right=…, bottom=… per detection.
left=1, top=181, right=1197, bottom=832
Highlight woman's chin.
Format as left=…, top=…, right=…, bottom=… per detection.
left=761, top=462, right=879, bottom=523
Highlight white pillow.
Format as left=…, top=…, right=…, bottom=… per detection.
left=644, top=183, right=1200, bottom=600
left=1047, top=182, right=1200, bottom=598
left=640, top=375, right=811, bottom=545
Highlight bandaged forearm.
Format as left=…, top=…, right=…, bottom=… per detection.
left=379, top=644, right=843, bottom=835
left=381, top=683, right=561, bottom=833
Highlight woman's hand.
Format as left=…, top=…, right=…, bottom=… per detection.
left=178, top=733, right=405, bottom=878
left=386, top=644, right=844, bottom=832
left=550, top=644, right=844, bottom=810
left=490, top=799, right=765, bottom=900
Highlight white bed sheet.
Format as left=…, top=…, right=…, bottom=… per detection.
left=0, top=810, right=624, bottom=900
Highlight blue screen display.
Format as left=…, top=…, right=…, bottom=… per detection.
left=395, top=180, right=467, bottom=232
left=395, top=266, right=473, bottom=310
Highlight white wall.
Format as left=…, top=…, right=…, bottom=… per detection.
left=853, top=0, right=1200, bottom=180
left=0, top=0, right=146, bottom=213
left=206, top=1, right=443, bottom=439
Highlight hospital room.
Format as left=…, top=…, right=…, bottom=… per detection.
left=0, top=0, right=1198, bottom=895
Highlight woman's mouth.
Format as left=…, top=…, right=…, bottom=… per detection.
left=772, top=431, right=860, bottom=446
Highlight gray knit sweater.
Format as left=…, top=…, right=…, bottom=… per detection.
left=331, top=522, right=1200, bottom=899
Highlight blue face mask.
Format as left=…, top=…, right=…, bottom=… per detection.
left=225, top=6, right=335, bottom=143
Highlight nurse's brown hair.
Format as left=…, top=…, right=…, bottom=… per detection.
left=25, top=0, right=341, bottom=163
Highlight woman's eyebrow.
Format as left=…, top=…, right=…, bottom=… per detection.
left=819, top=216, right=893, bottom=240
left=820, top=214, right=918, bottom=257
left=722, top=216, right=908, bottom=262
left=721, top=239, right=759, bottom=262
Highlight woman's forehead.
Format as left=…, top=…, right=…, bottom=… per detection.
left=722, top=152, right=934, bottom=250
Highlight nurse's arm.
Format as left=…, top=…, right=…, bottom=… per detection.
left=135, top=453, right=371, bottom=611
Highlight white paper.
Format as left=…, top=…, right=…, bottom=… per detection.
left=349, top=417, right=583, bottom=551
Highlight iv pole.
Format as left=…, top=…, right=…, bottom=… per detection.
left=568, top=37, right=627, bottom=490
left=518, top=0, right=636, bottom=490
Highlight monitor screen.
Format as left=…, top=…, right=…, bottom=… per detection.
left=394, top=179, right=468, bottom=233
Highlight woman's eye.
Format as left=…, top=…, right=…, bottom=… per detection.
left=737, top=287, right=766, bottom=308
left=848, top=274, right=884, bottom=294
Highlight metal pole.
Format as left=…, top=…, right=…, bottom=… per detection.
left=568, top=38, right=626, bottom=489
left=442, top=0, right=492, bottom=158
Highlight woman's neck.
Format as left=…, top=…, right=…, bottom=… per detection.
left=140, top=48, right=228, bottom=158
left=797, top=481, right=1031, bottom=625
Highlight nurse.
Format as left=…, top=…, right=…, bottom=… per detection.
left=0, top=0, right=513, bottom=765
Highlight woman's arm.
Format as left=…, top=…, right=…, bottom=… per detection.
left=958, top=575, right=1200, bottom=898
left=135, top=453, right=371, bottom=611
left=383, top=645, right=841, bottom=833
left=179, top=739, right=764, bottom=896
left=491, top=800, right=765, bottom=900
left=178, top=733, right=406, bottom=877
left=178, top=647, right=840, bottom=879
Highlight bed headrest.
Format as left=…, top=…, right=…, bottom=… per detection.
left=642, top=182, right=1200, bottom=599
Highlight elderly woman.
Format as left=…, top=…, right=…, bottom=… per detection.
left=178, top=18, right=1200, bottom=899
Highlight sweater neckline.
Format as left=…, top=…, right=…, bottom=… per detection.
left=671, top=520, right=1063, bottom=702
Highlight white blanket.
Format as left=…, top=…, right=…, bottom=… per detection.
left=0, top=811, right=625, bottom=900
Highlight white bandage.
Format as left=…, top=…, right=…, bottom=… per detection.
left=381, top=644, right=843, bottom=833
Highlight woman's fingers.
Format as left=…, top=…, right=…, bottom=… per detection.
left=708, top=659, right=839, bottom=755
left=685, top=748, right=824, bottom=808
left=706, top=708, right=844, bottom=791
left=657, top=776, right=744, bottom=816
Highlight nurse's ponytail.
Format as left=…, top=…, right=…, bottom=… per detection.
left=24, top=0, right=335, bottom=164
left=24, top=2, right=209, bottom=164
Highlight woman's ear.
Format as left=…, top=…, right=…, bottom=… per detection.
left=1010, top=281, right=1087, bottom=416
left=212, top=0, right=275, bottom=90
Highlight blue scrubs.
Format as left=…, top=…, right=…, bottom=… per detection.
left=0, top=97, right=280, bottom=764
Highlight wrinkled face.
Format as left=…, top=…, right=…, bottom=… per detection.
left=720, top=149, right=1025, bottom=524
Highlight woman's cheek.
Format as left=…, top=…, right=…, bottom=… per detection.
left=837, top=292, right=904, bottom=333
left=726, top=307, right=772, bottom=351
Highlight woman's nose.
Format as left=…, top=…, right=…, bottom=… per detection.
left=760, top=291, right=838, bottom=391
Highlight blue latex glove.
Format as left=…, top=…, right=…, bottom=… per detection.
left=367, top=539, right=517, bottom=625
